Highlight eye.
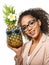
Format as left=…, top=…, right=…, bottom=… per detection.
left=30, top=22, right=34, bottom=25
left=29, top=20, right=36, bottom=25
left=22, top=26, right=27, bottom=30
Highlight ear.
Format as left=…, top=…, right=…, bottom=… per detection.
left=38, top=19, right=41, bottom=26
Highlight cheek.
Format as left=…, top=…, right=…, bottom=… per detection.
left=35, top=25, right=40, bottom=34
left=25, top=31, right=29, bottom=35
left=24, top=31, right=31, bottom=37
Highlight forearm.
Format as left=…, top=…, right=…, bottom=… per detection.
left=14, top=55, right=23, bottom=65
left=14, top=44, right=26, bottom=65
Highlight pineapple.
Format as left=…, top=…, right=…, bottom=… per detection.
left=3, top=5, right=23, bottom=48
left=6, top=25, right=23, bottom=48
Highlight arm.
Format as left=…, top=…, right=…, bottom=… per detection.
left=14, top=43, right=26, bottom=65
left=14, top=55, right=23, bottom=65
left=7, top=44, right=23, bottom=65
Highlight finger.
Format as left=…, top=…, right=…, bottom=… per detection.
left=7, top=44, right=22, bottom=53
left=7, top=44, right=17, bottom=52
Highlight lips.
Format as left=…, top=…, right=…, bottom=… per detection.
left=29, top=30, right=35, bottom=35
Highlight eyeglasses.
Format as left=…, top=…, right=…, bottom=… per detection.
left=21, top=19, right=37, bottom=31
left=6, top=28, right=21, bottom=35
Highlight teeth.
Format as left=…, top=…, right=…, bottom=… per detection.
left=30, top=30, right=35, bottom=35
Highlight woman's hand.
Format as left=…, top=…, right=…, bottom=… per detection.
left=7, top=44, right=23, bottom=57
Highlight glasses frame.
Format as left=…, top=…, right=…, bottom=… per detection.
left=6, top=28, right=21, bottom=35
left=21, top=19, right=37, bottom=31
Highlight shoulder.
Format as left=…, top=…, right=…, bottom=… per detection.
left=44, top=35, right=49, bottom=56
left=45, top=35, right=49, bottom=45
left=44, top=34, right=49, bottom=48
left=22, top=43, right=27, bottom=53
left=43, top=33, right=49, bottom=44
left=22, top=40, right=30, bottom=49
left=43, top=35, right=49, bottom=65
left=42, top=34, right=49, bottom=53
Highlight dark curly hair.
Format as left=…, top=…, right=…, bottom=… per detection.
left=18, top=8, right=48, bottom=34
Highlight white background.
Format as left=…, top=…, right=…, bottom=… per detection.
left=0, top=0, right=49, bottom=65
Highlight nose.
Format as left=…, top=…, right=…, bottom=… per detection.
left=27, top=26, right=32, bottom=31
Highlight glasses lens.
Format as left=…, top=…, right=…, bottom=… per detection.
left=21, top=19, right=37, bottom=31
left=15, top=29, right=21, bottom=34
left=6, top=31, right=12, bottom=35
left=22, top=26, right=27, bottom=30
left=29, top=19, right=36, bottom=25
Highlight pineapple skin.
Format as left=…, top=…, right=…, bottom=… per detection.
left=6, top=25, right=23, bottom=48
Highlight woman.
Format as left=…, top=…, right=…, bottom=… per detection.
left=8, top=8, right=49, bottom=65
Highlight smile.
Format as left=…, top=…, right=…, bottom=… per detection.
left=29, top=30, right=35, bottom=35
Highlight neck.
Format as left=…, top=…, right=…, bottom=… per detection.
left=32, top=32, right=43, bottom=45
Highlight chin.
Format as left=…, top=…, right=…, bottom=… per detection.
left=31, top=33, right=39, bottom=39
left=27, top=34, right=37, bottom=39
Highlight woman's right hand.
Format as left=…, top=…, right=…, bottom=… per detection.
left=7, top=44, right=23, bottom=57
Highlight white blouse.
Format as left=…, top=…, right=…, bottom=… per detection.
left=22, top=33, right=49, bottom=65
left=27, top=55, right=31, bottom=65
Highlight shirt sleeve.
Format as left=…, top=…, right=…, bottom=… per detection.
left=14, top=55, right=23, bottom=65
left=44, top=38, right=49, bottom=65
left=14, top=43, right=26, bottom=65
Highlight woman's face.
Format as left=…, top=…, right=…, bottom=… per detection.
left=21, top=15, right=41, bottom=39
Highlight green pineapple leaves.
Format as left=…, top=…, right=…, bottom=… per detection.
left=3, top=5, right=17, bottom=26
